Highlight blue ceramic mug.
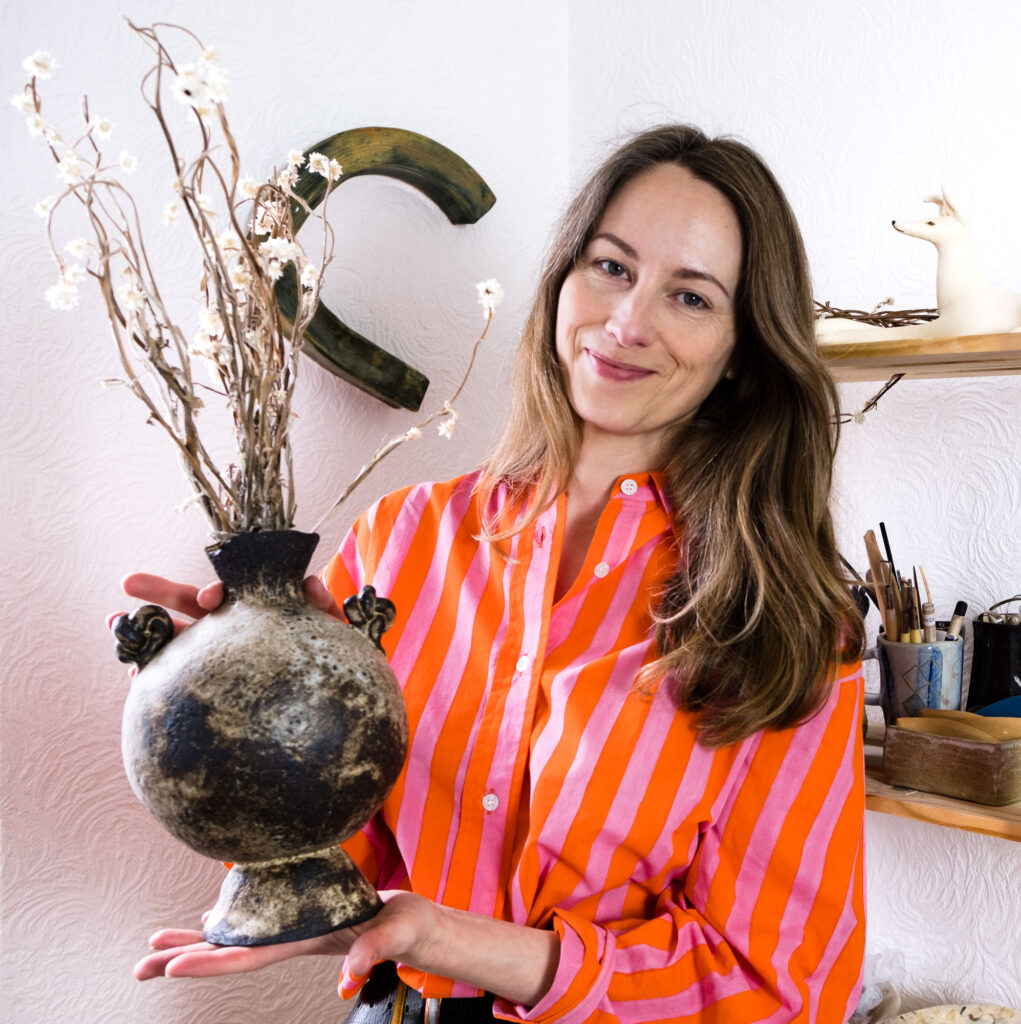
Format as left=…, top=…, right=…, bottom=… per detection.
left=863, top=636, right=964, bottom=725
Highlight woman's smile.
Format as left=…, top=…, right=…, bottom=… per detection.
left=582, top=347, right=656, bottom=381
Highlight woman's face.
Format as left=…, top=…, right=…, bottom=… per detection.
left=555, top=162, right=742, bottom=462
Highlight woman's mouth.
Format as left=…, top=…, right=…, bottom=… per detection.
left=584, top=349, right=655, bottom=382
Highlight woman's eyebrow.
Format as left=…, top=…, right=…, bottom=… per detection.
left=591, top=231, right=731, bottom=298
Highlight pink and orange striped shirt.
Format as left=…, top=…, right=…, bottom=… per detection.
left=322, top=470, right=865, bottom=1023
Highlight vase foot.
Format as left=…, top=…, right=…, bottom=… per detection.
left=203, top=846, right=383, bottom=946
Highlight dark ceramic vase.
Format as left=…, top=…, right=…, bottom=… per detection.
left=116, top=530, right=408, bottom=946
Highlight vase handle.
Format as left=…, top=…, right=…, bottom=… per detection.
left=113, top=604, right=174, bottom=669
left=342, top=586, right=396, bottom=652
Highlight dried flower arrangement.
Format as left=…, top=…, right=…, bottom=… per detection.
left=17, top=22, right=501, bottom=543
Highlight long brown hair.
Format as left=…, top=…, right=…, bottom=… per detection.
left=480, top=125, right=863, bottom=746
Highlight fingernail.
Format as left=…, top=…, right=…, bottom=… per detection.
left=338, top=968, right=369, bottom=1000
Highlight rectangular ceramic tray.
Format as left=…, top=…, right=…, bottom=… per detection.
left=883, top=726, right=1021, bottom=806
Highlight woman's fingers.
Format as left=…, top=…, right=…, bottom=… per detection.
left=148, top=928, right=206, bottom=950
left=135, top=928, right=355, bottom=981
left=303, top=576, right=345, bottom=621
left=122, top=573, right=208, bottom=620
left=196, top=581, right=224, bottom=612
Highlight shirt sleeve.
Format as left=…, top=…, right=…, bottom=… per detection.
left=497, top=667, right=866, bottom=1024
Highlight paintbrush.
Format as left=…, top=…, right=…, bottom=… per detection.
left=879, top=522, right=898, bottom=592
left=863, top=531, right=892, bottom=639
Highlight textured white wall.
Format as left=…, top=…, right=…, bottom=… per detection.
left=2, top=0, right=1019, bottom=1021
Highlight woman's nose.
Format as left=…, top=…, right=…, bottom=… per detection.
left=605, top=289, right=654, bottom=348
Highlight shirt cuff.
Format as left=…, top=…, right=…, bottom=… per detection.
left=495, top=908, right=615, bottom=1024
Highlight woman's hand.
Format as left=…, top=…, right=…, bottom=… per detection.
left=108, top=573, right=344, bottom=637
left=134, top=892, right=440, bottom=983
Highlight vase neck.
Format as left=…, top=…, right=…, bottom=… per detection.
left=206, top=530, right=319, bottom=603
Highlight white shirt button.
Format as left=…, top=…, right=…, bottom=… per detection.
left=515, top=655, right=529, bottom=673
left=594, top=562, right=610, bottom=578
left=620, top=478, right=638, bottom=495
left=482, top=792, right=500, bottom=812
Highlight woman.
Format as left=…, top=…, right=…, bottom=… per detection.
left=130, top=125, right=866, bottom=1023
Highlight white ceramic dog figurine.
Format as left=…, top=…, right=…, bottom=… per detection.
left=816, top=187, right=1021, bottom=343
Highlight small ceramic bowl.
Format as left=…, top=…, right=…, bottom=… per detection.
left=883, top=1005, right=1018, bottom=1023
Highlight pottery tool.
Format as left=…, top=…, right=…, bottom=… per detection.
left=863, top=530, right=891, bottom=637
left=918, top=564, right=937, bottom=641
left=909, top=577, right=923, bottom=642
left=945, top=600, right=968, bottom=641
left=879, top=521, right=898, bottom=586
left=887, top=563, right=906, bottom=640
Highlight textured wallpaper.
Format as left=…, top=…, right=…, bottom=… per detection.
left=3, top=0, right=1020, bottom=1020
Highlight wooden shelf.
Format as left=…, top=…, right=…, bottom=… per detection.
left=864, top=738, right=1021, bottom=842
left=821, top=331, right=1021, bottom=381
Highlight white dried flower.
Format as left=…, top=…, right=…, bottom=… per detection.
left=200, top=46, right=219, bottom=64
left=65, top=238, right=89, bottom=258
left=229, top=261, right=253, bottom=292
left=163, top=202, right=179, bottom=225
left=476, top=278, right=504, bottom=319
left=239, top=175, right=259, bottom=199
left=43, top=125, right=62, bottom=144
left=11, top=92, right=35, bottom=116
left=306, top=152, right=331, bottom=178
left=118, top=151, right=137, bottom=174
left=276, top=166, right=298, bottom=191
left=45, top=278, right=79, bottom=310
left=61, top=262, right=85, bottom=284
left=437, top=402, right=459, bottom=439
left=405, top=426, right=422, bottom=440
left=34, top=195, right=56, bottom=218
left=25, top=112, right=45, bottom=136
left=195, top=193, right=215, bottom=215
left=203, top=64, right=229, bottom=103
left=328, top=158, right=343, bottom=181
left=190, top=327, right=226, bottom=363
left=300, top=263, right=319, bottom=290
left=87, top=115, right=114, bottom=140
left=118, top=283, right=145, bottom=312
left=199, top=307, right=225, bottom=337
left=23, top=51, right=58, bottom=79
left=287, top=149, right=305, bottom=169
left=56, top=151, right=86, bottom=184
left=169, top=177, right=184, bottom=196
left=258, top=237, right=301, bottom=282
left=252, top=208, right=275, bottom=236
left=216, top=229, right=241, bottom=253
left=173, top=65, right=207, bottom=107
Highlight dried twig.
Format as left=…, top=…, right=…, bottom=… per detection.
left=19, top=26, right=500, bottom=543
left=815, top=298, right=938, bottom=328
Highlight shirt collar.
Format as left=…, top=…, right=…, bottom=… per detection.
left=610, top=471, right=674, bottom=518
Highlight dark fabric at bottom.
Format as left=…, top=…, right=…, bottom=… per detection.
left=345, top=961, right=496, bottom=1024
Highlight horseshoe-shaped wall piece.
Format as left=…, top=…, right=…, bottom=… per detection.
left=274, top=127, right=497, bottom=411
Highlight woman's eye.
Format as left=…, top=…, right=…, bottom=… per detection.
left=594, top=258, right=628, bottom=278
left=679, top=291, right=707, bottom=309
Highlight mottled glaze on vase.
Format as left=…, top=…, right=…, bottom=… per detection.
left=120, top=530, right=407, bottom=945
